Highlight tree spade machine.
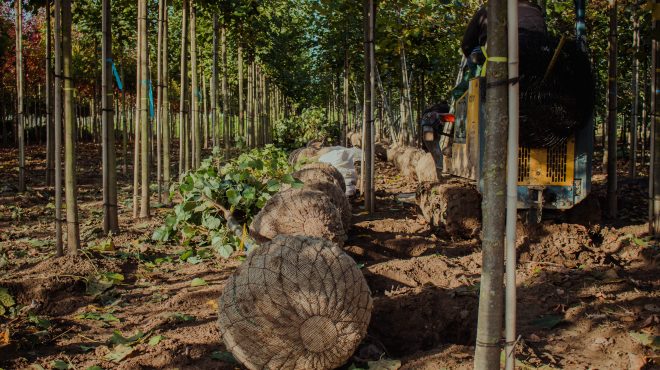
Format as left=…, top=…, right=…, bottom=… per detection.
left=418, top=0, right=596, bottom=231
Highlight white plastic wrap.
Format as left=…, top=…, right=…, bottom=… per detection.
left=318, top=147, right=359, bottom=197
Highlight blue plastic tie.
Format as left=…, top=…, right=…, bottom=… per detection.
left=148, top=81, right=155, bottom=118
left=107, top=58, right=123, bottom=91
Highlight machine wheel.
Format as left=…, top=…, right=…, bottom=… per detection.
left=416, top=180, right=482, bottom=238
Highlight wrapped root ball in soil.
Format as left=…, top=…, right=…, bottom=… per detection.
left=218, top=235, right=373, bottom=370
left=250, top=188, right=346, bottom=246
left=416, top=152, right=440, bottom=183
left=302, top=181, right=351, bottom=230
left=294, top=163, right=346, bottom=193
left=518, top=31, right=595, bottom=147
left=289, top=147, right=318, bottom=165
left=349, top=132, right=362, bottom=148
left=280, top=180, right=351, bottom=229
left=416, top=180, right=481, bottom=237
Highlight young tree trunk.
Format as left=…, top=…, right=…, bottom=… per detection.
left=203, top=73, right=209, bottom=150
left=607, top=0, right=618, bottom=218
left=631, top=12, right=640, bottom=179
left=46, top=0, right=54, bottom=186
left=54, top=0, right=63, bottom=256
left=102, top=0, right=119, bottom=234
left=133, top=1, right=143, bottom=219
left=651, top=5, right=660, bottom=236
left=362, top=0, right=375, bottom=212
left=15, top=0, right=25, bottom=192
left=190, top=0, right=200, bottom=169
left=212, top=14, right=218, bottom=149
left=156, top=0, right=164, bottom=203
left=343, top=50, right=349, bottom=147
left=238, top=46, right=244, bottom=140
left=222, top=25, right=229, bottom=157
left=139, top=0, right=150, bottom=219
left=62, top=0, right=81, bottom=253
left=247, top=60, right=254, bottom=148
left=179, top=0, right=189, bottom=175
left=121, top=63, right=127, bottom=175
left=162, top=0, right=170, bottom=198
left=473, top=0, right=507, bottom=366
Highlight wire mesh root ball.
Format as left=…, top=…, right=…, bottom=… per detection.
left=249, top=188, right=346, bottom=246
left=294, top=163, right=346, bottom=193
left=218, top=235, right=373, bottom=370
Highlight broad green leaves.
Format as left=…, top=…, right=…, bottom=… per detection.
left=152, top=146, right=298, bottom=258
left=0, top=288, right=15, bottom=316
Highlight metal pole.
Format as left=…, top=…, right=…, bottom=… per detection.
left=505, top=0, right=519, bottom=368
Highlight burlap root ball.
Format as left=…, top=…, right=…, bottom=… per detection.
left=218, top=235, right=373, bottom=370
left=294, top=163, right=346, bottom=193
left=289, top=147, right=318, bottom=165
left=249, top=188, right=346, bottom=246
left=300, top=181, right=352, bottom=230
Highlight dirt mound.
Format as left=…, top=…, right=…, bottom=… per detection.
left=367, top=286, right=477, bottom=357
left=365, top=254, right=479, bottom=293
left=518, top=223, right=604, bottom=268
left=0, top=256, right=123, bottom=316
left=249, top=188, right=346, bottom=246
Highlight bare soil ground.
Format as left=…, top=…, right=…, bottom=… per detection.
left=0, top=144, right=658, bottom=370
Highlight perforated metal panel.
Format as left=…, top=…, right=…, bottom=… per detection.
left=547, top=141, right=568, bottom=183
left=518, top=146, right=531, bottom=182
left=516, top=137, right=574, bottom=186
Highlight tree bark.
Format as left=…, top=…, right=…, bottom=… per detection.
left=212, top=14, right=218, bottom=149
left=473, top=0, right=507, bottom=366
left=46, top=0, right=54, bottom=186
left=139, top=0, right=150, bottom=219
left=607, top=0, right=618, bottom=218
left=179, top=0, right=189, bottom=175
left=54, top=0, right=63, bottom=256
left=651, top=1, right=660, bottom=236
left=362, top=0, right=375, bottom=213
left=631, top=12, right=640, bottom=179
left=62, top=0, right=81, bottom=253
left=15, top=0, right=25, bottom=192
left=133, top=0, right=143, bottom=219
left=238, top=46, right=244, bottom=140
left=156, top=0, right=164, bottom=203
left=190, top=0, right=200, bottom=169
left=102, top=0, right=119, bottom=234
left=222, top=26, right=229, bottom=156
left=162, top=0, right=170, bottom=197
left=121, top=63, right=127, bottom=175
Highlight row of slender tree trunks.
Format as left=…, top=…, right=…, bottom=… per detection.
left=9, top=0, right=292, bottom=255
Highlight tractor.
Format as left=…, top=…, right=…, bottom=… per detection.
left=418, top=0, right=597, bottom=229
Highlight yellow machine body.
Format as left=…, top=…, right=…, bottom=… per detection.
left=446, top=78, right=591, bottom=210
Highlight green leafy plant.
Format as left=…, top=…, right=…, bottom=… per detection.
left=273, top=107, right=340, bottom=150
left=152, top=146, right=301, bottom=256
left=0, top=288, right=15, bottom=316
